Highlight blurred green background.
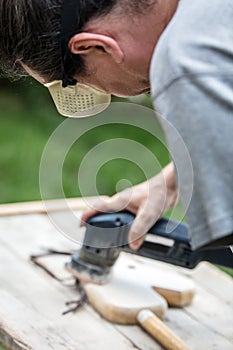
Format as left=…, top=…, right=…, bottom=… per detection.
left=0, top=77, right=171, bottom=204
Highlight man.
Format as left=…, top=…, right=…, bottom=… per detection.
left=0, top=0, right=232, bottom=250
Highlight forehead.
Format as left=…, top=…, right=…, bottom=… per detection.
left=20, top=62, right=48, bottom=84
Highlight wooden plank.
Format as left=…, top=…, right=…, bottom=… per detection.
left=114, top=324, right=164, bottom=350
left=83, top=257, right=168, bottom=324
left=0, top=215, right=171, bottom=350
left=156, top=261, right=233, bottom=308
left=116, top=307, right=233, bottom=350
left=130, top=256, right=233, bottom=308
left=187, top=263, right=233, bottom=306
left=83, top=252, right=195, bottom=324
left=32, top=252, right=233, bottom=349
left=0, top=214, right=175, bottom=350
left=0, top=212, right=232, bottom=350
left=185, top=285, right=233, bottom=341
left=164, top=308, right=233, bottom=350
left=127, top=256, right=233, bottom=342
left=0, top=196, right=107, bottom=217
left=0, top=243, right=138, bottom=350
left=0, top=213, right=79, bottom=256
left=0, top=290, right=77, bottom=350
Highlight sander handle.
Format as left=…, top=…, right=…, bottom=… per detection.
left=125, top=215, right=233, bottom=269
left=146, top=217, right=190, bottom=244
left=85, top=211, right=233, bottom=269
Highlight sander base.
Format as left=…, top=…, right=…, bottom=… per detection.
left=65, top=252, right=111, bottom=284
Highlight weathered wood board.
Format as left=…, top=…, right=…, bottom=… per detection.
left=0, top=199, right=233, bottom=350
left=80, top=254, right=195, bottom=323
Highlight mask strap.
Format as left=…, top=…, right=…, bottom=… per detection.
left=60, top=0, right=78, bottom=88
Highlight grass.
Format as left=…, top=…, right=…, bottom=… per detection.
left=0, top=79, right=62, bottom=202
left=0, top=78, right=170, bottom=203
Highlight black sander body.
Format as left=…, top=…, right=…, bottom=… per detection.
left=66, top=211, right=233, bottom=284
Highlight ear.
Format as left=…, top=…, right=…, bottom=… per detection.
left=68, top=33, right=124, bottom=64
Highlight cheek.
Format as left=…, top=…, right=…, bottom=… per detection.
left=80, top=59, right=147, bottom=96
left=104, top=77, right=149, bottom=97
left=106, top=82, right=138, bottom=97
left=98, top=69, right=145, bottom=96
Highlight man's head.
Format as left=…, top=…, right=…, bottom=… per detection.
left=0, top=0, right=177, bottom=115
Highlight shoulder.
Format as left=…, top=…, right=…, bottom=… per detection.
left=150, top=0, right=233, bottom=97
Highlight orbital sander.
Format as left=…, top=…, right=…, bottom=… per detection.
left=66, top=211, right=233, bottom=284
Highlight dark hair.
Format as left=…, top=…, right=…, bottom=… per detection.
left=0, top=0, right=155, bottom=81
left=0, top=0, right=119, bottom=81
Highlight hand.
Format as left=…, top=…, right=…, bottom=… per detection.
left=81, top=162, right=178, bottom=250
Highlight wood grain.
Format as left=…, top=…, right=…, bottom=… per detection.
left=0, top=209, right=232, bottom=350
left=137, top=310, right=190, bottom=350
left=83, top=253, right=195, bottom=324
left=84, top=257, right=168, bottom=324
left=0, top=196, right=107, bottom=217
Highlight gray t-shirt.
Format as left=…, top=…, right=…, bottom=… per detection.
left=150, top=0, right=233, bottom=248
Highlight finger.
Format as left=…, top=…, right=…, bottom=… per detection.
left=129, top=207, right=161, bottom=250
left=101, top=193, right=132, bottom=212
left=128, top=222, right=147, bottom=250
left=80, top=207, right=102, bottom=226
left=128, top=211, right=151, bottom=250
left=80, top=194, right=129, bottom=226
left=80, top=199, right=109, bottom=226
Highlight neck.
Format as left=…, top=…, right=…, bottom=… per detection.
left=121, top=0, right=179, bottom=78
left=84, top=0, right=179, bottom=81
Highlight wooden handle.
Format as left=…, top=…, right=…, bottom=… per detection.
left=137, top=310, right=190, bottom=350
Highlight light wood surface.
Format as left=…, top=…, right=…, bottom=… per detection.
left=0, top=202, right=232, bottom=350
left=84, top=254, right=168, bottom=324
left=0, top=196, right=107, bottom=217
left=29, top=249, right=195, bottom=349
left=137, top=310, right=190, bottom=350
left=84, top=253, right=195, bottom=324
